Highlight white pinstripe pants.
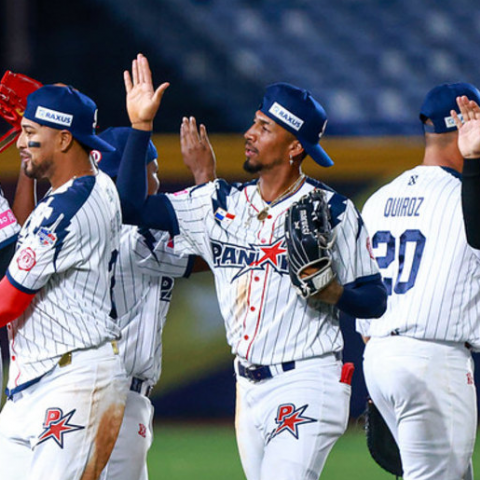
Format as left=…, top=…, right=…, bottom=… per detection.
left=364, top=336, right=477, bottom=480
left=235, top=355, right=351, bottom=480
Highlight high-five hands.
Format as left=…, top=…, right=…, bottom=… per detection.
left=452, top=96, right=480, bottom=159
left=124, top=53, right=170, bottom=131
left=180, top=116, right=216, bottom=184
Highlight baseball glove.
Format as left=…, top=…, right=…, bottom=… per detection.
left=0, top=71, right=42, bottom=152
left=284, top=189, right=336, bottom=298
left=365, top=398, right=403, bottom=478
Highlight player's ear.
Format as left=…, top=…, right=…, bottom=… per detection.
left=57, top=130, right=75, bottom=152
left=288, top=140, right=304, bottom=159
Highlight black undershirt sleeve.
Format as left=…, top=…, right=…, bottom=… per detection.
left=462, top=158, right=480, bottom=250
left=116, top=128, right=179, bottom=235
left=336, top=274, right=388, bottom=319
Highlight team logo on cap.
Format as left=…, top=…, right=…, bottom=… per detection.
left=35, top=106, right=73, bottom=127
left=269, top=102, right=304, bottom=131
left=444, top=114, right=463, bottom=129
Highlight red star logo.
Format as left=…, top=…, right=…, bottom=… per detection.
left=267, top=404, right=317, bottom=442
left=250, top=239, right=287, bottom=268
left=37, top=408, right=85, bottom=448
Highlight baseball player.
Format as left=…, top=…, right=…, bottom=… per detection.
left=0, top=85, right=129, bottom=480
left=116, top=54, right=387, bottom=480
left=356, top=83, right=480, bottom=480
left=0, top=69, right=41, bottom=404
left=95, top=125, right=213, bottom=480
left=0, top=187, right=19, bottom=273
left=0, top=186, right=20, bottom=400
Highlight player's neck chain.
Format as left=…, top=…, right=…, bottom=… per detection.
left=256, top=174, right=306, bottom=221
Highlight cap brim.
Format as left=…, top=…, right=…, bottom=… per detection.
left=303, top=142, right=334, bottom=167
left=74, top=133, right=116, bottom=152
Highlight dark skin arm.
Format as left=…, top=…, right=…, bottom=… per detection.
left=301, top=266, right=343, bottom=304
left=302, top=267, right=387, bottom=318
left=12, top=167, right=36, bottom=225
left=180, top=116, right=216, bottom=185
left=191, top=257, right=210, bottom=273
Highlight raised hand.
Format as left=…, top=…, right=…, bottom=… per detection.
left=452, top=95, right=480, bottom=159
left=124, top=53, right=170, bottom=131
left=180, top=116, right=216, bottom=184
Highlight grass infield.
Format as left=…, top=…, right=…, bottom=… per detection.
left=148, top=422, right=480, bottom=479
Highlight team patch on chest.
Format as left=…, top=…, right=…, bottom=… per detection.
left=211, top=239, right=288, bottom=280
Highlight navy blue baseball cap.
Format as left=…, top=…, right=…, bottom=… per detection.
left=95, top=127, right=158, bottom=178
left=24, top=84, right=115, bottom=152
left=259, top=82, right=333, bottom=167
left=419, top=82, right=480, bottom=133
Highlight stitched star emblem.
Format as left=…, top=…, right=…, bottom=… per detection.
left=267, top=403, right=317, bottom=443
left=250, top=239, right=287, bottom=268
left=37, top=408, right=85, bottom=448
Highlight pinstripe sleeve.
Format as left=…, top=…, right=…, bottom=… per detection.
left=134, top=228, right=190, bottom=278
left=7, top=177, right=96, bottom=292
left=355, top=196, right=377, bottom=336
left=332, top=198, right=380, bottom=285
left=0, top=189, right=20, bottom=249
left=8, top=208, right=81, bottom=293
left=166, top=181, right=218, bottom=257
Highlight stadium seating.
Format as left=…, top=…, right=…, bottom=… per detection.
left=83, top=0, right=480, bottom=134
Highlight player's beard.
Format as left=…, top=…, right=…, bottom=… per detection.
left=24, top=156, right=54, bottom=180
left=243, top=159, right=263, bottom=174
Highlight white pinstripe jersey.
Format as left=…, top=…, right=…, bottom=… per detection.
left=6, top=171, right=122, bottom=389
left=114, top=226, right=191, bottom=384
left=167, top=177, right=380, bottom=365
left=0, top=186, right=20, bottom=249
left=0, top=187, right=19, bottom=396
left=356, top=166, right=480, bottom=347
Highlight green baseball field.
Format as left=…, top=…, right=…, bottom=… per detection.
left=148, top=422, right=480, bottom=479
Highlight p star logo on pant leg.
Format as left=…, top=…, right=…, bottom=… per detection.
left=266, top=403, right=316, bottom=443
left=37, top=408, right=85, bottom=448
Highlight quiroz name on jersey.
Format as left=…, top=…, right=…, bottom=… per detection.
left=383, top=196, right=424, bottom=218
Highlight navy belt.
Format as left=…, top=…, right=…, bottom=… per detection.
left=5, top=373, right=47, bottom=400
left=130, top=377, right=153, bottom=397
left=237, top=361, right=295, bottom=383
